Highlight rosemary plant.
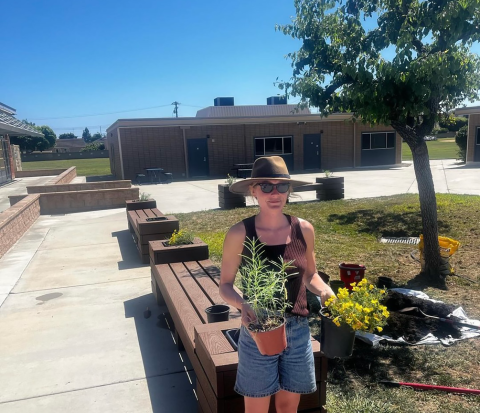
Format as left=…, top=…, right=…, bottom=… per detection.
left=138, top=192, right=151, bottom=201
left=239, top=237, right=296, bottom=330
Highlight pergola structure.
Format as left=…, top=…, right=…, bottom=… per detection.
left=0, top=102, right=43, bottom=185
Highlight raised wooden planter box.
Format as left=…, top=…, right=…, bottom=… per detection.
left=149, top=237, right=209, bottom=264
left=218, top=184, right=246, bottom=209
left=126, top=199, right=157, bottom=211
left=315, top=176, right=344, bottom=201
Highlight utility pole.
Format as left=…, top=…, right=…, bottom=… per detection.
left=172, top=101, right=180, bottom=118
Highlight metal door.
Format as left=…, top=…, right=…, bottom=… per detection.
left=303, top=134, right=321, bottom=170
left=187, top=138, right=209, bottom=178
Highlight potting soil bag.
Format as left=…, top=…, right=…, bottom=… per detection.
left=418, top=235, right=460, bottom=276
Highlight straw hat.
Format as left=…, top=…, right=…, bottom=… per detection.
left=229, top=156, right=310, bottom=194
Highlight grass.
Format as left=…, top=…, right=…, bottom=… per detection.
left=176, top=194, right=480, bottom=412
left=402, top=138, right=460, bottom=161
left=21, top=158, right=111, bottom=177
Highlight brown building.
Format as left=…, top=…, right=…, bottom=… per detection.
left=106, top=98, right=400, bottom=181
left=454, top=106, right=480, bottom=163
left=0, top=102, right=44, bottom=185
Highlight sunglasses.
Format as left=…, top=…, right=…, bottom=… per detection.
left=255, top=182, right=290, bottom=194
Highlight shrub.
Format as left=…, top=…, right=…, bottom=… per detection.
left=455, top=126, right=468, bottom=162
left=439, top=116, right=468, bottom=132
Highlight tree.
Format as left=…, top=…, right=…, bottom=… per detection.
left=38, top=126, right=56, bottom=148
left=91, top=132, right=104, bottom=142
left=82, top=127, right=92, bottom=142
left=279, top=0, right=480, bottom=287
left=32, top=136, right=50, bottom=152
left=58, top=133, right=77, bottom=140
left=81, top=141, right=106, bottom=151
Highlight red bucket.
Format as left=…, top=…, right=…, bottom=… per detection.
left=339, top=263, right=366, bottom=290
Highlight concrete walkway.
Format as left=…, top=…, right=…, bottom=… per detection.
left=0, top=159, right=478, bottom=412
left=0, top=176, right=55, bottom=213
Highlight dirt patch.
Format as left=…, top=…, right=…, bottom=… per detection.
left=380, top=291, right=462, bottom=343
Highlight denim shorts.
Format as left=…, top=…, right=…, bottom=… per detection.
left=234, top=315, right=316, bottom=398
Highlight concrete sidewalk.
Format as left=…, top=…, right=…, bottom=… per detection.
left=0, top=159, right=478, bottom=412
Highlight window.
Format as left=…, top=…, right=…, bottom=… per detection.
left=254, top=136, right=293, bottom=156
left=477, top=127, right=480, bottom=145
left=361, top=132, right=395, bottom=150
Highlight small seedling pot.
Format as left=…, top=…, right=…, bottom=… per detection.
left=205, top=304, right=230, bottom=323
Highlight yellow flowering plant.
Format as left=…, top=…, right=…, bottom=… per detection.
left=168, top=229, right=194, bottom=246
left=323, top=278, right=390, bottom=333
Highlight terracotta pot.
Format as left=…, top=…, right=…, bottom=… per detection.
left=319, top=308, right=355, bottom=359
left=249, top=318, right=287, bottom=356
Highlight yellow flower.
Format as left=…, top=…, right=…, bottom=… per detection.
left=355, top=303, right=363, bottom=311
left=363, top=307, right=373, bottom=313
left=376, top=326, right=383, bottom=332
left=369, top=284, right=374, bottom=290
left=364, top=316, right=370, bottom=324
left=371, top=299, right=378, bottom=304
left=380, top=290, right=386, bottom=294
left=333, top=317, right=341, bottom=327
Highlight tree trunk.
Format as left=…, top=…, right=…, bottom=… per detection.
left=392, top=123, right=445, bottom=288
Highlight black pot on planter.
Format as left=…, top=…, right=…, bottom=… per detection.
left=126, top=199, right=157, bottom=211
left=315, top=176, right=344, bottom=201
left=218, top=184, right=246, bottom=209
left=205, top=304, right=230, bottom=323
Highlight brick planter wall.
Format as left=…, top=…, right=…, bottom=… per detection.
left=15, top=169, right=67, bottom=178
left=38, top=187, right=140, bottom=214
left=0, top=194, right=41, bottom=259
left=26, top=180, right=131, bottom=194
left=47, top=166, right=77, bottom=185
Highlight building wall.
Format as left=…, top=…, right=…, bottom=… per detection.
left=107, top=127, right=122, bottom=179
left=355, top=123, right=398, bottom=166
left=115, top=120, right=397, bottom=180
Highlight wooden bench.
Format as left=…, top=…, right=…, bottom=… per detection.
left=127, top=208, right=179, bottom=263
left=151, top=259, right=328, bottom=413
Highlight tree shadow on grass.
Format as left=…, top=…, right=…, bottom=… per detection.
left=327, top=209, right=450, bottom=237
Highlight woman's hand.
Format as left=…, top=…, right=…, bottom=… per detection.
left=241, top=302, right=256, bottom=328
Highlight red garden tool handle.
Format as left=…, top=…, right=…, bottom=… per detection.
left=380, top=381, right=480, bottom=395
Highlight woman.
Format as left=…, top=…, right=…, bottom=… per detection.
left=219, top=156, right=334, bottom=413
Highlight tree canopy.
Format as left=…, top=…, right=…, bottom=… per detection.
left=38, top=125, right=56, bottom=148
left=279, top=0, right=480, bottom=287
left=58, top=133, right=77, bottom=140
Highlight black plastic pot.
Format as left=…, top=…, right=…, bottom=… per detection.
left=319, top=308, right=355, bottom=358
left=329, top=280, right=346, bottom=295
left=205, top=304, right=230, bottom=323
left=377, top=276, right=393, bottom=289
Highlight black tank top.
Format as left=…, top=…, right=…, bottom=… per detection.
left=241, top=214, right=309, bottom=317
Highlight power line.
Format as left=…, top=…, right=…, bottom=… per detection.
left=29, top=103, right=174, bottom=121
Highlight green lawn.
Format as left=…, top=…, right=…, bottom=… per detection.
left=402, top=138, right=459, bottom=161
left=21, top=158, right=111, bottom=177
left=175, top=194, right=480, bottom=413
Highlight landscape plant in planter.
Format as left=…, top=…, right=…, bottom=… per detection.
left=315, top=170, right=344, bottom=201
left=239, top=237, right=295, bottom=356
left=148, top=229, right=209, bottom=264
left=126, top=192, right=157, bottom=211
left=320, top=278, right=389, bottom=358
left=218, top=174, right=246, bottom=209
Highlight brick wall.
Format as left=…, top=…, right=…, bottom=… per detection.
left=0, top=194, right=41, bottom=259
left=116, top=120, right=399, bottom=180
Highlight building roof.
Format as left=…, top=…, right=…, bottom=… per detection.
left=107, top=112, right=353, bottom=132
left=196, top=104, right=311, bottom=118
left=455, top=106, right=480, bottom=115
left=0, top=111, right=44, bottom=137
left=55, top=138, right=86, bottom=148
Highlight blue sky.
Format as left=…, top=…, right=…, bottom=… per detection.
left=1, top=0, right=479, bottom=138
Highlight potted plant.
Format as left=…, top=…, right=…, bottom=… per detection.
left=149, top=229, right=209, bottom=264
left=320, top=278, right=390, bottom=358
left=218, top=174, right=246, bottom=209
left=239, top=237, right=295, bottom=356
left=126, top=192, right=157, bottom=211
left=315, top=170, right=344, bottom=201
